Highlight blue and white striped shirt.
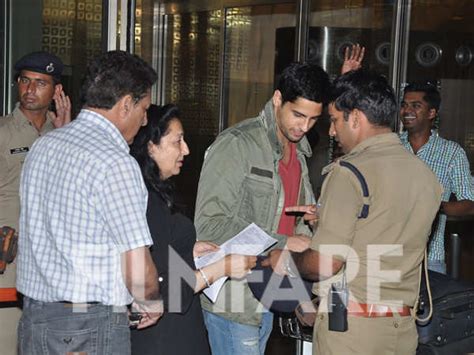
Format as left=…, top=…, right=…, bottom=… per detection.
left=17, top=109, right=152, bottom=305
left=400, top=131, right=474, bottom=262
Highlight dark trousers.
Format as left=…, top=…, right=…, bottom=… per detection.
left=18, top=297, right=130, bottom=355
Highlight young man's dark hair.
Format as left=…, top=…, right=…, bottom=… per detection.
left=404, top=81, right=441, bottom=111
left=80, top=50, right=157, bottom=109
left=330, top=70, right=397, bottom=128
left=276, top=62, right=330, bottom=104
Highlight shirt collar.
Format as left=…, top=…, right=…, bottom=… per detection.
left=12, top=103, right=55, bottom=133
left=399, top=130, right=437, bottom=154
left=344, top=132, right=401, bottom=159
left=79, top=109, right=130, bottom=152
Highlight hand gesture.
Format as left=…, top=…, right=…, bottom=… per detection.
left=193, top=241, right=220, bottom=258
left=49, top=89, right=72, bottom=128
left=285, top=234, right=311, bottom=252
left=224, top=254, right=257, bottom=279
left=341, top=44, right=365, bottom=74
left=285, top=204, right=319, bottom=227
left=261, top=249, right=289, bottom=276
left=131, top=299, right=163, bottom=330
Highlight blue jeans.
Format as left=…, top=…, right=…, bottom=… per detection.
left=428, top=260, right=447, bottom=274
left=203, top=310, right=273, bottom=355
left=18, top=297, right=130, bottom=355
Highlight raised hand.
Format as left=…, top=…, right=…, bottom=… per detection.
left=341, top=44, right=365, bottom=74
left=49, top=89, right=72, bottom=128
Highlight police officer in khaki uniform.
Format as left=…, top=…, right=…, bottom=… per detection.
left=264, top=70, right=443, bottom=354
left=0, top=51, right=70, bottom=355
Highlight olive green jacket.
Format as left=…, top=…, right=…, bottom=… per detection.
left=194, top=99, right=315, bottom=326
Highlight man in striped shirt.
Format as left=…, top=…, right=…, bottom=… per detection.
left=400, top=82, right=474, bottom=274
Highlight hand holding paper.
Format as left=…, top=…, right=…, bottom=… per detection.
left=194, top=223, right=277, bottom=302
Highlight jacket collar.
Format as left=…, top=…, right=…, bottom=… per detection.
left=261, top=99, right=312, bottom=159
left=345, top=132, right=400, bottom=158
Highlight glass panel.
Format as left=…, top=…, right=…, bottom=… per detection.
left=134, top=0, right=155, bottom=64
left=162, top=10, right=222, bottom=215
left=224, top=3, right=297, bottom=127
left=407, top=0, right=474, bottom=169
left=10, top=0, right=104, bottom=114
left=306, top=0, right=394, bottom=197
left=308, top=0, right=393, bottom=79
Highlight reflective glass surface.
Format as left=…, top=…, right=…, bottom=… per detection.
left=224, top=3, right=296, bottom=127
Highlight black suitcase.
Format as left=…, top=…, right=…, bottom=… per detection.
left=416, top=271, right=474, bottom=354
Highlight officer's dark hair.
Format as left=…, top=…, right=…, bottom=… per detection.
left=80, top=50, right=157, bottom=109
left=277, top=62, right=330, bottom=105
left=329, top=70, right=397, bottom=128
left=404, top=81, right=441, bottom=112
left=130, top=104, right=179, bottom=207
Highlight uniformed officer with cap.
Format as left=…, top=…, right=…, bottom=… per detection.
left=0, top=51, right=71, bottom=355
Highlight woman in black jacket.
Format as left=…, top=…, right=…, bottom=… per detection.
left=130, top=104, right=256, bottom=355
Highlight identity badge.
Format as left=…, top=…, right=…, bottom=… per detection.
left=10, top=147, right=29, bottom=155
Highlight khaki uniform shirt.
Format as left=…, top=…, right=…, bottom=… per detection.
left=0, top=106, right=54, bottom=288
left=311, top=133, right=442, bottom=308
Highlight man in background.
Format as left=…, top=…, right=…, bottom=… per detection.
left=0, top=51, right=70, bottom=355
left=400, top=82, right=474, bottom=274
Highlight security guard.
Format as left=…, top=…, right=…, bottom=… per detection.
left=0, top=51, right=70, bottom=355
left=264, top=70, right=443, bottom=354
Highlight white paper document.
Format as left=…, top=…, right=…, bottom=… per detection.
left=194, top=223, right=278, bottom=302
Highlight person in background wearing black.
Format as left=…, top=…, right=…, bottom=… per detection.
left=130, top=104, right=256, bottom=355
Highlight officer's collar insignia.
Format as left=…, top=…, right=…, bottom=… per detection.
left=46, top=63, right=55, bottom=73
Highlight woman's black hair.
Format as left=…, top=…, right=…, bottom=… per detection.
left=130, top=104, right=180, bottom=207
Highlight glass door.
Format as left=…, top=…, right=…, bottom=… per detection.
left=306, top=0, right=395, bottom=196
left=156, top=1, right=298, bottom=218
left=223, top=3, right=297, bottom=127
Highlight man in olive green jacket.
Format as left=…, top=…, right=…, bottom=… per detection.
left=194, top=62, right=331, bottom=354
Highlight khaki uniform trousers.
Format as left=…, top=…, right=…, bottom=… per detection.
left=0, top=307, right=21, bottom=355
left=313, top=312, right=418, bottom=355
left=0, top=263, right=21, bottom=355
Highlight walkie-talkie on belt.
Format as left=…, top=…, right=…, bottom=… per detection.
left=328, top=273, right=348, bottom=332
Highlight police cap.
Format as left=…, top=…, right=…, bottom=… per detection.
left=14, top=51, right=64, bottom=80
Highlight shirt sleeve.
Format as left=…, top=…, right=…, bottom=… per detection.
left=97, top=156, right=152, bottom=252
left=310, top=164, right=362, bottom=261
left=449, top=145, right=474, bottom=201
